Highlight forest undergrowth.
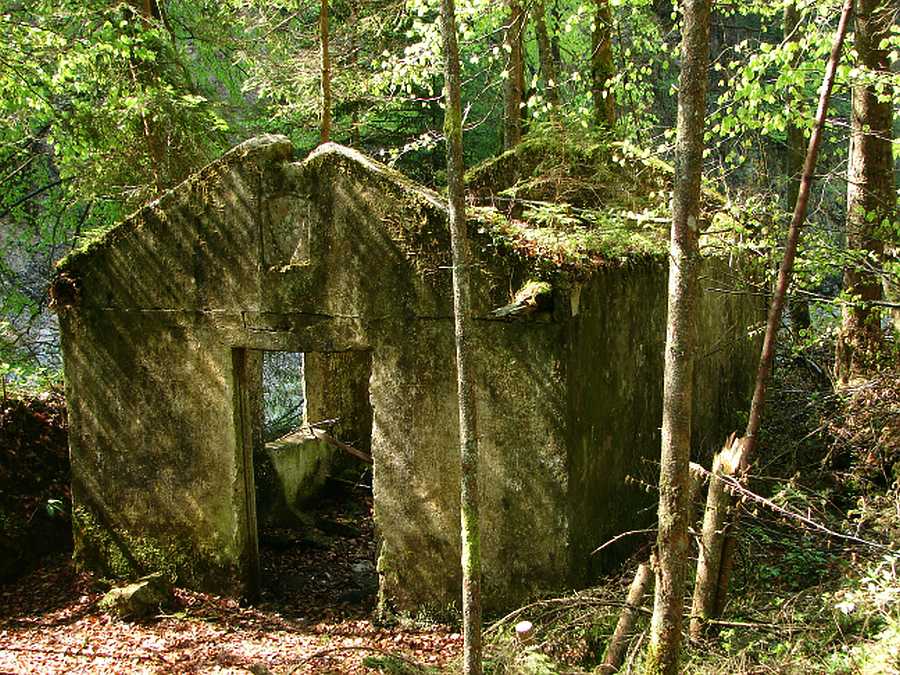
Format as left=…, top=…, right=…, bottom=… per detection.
left=480, top=341, right=900, bottom=674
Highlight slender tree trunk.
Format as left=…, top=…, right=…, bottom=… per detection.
left=834, top=0, right=894, bottom=383
left=645, top=1, right=711, bottom=672
left=602, top=562, right=653, bottom=673
left=784, top=2, right=811, bottom=331
left=533, top=0, right=559, bottom=109
left=591, top=0, right=616, bottom=128
left=699, top=0, right=855, bottom=622
left=550, top=0, right=562, bottom=64
left=319, top=0, right=332, bottom=144
left=439, top=0, right=482, bottom=671
left=503, top=0, right=524, bottom=149
left=126, top=0, right=165, bottom=191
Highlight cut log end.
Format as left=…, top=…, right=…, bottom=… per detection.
left=514, top=620, right=534, bottom=645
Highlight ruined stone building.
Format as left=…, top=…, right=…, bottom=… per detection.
left=52, top=136, right=761, bottom=614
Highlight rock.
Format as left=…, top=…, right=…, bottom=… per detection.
left=350, top=559, right=377, bottom=592
left=351, top=559, right=375, bottom=576
left=316, top=517, right=359, bottom=538
left=259, top=530, right=299, bottom=550
left=0, top=534, right=22, bottom=582
left=99, top=572, right=173, bottom=619
left=336, top=586, right=371, bottom=604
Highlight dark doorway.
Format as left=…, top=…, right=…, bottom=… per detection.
left=236, top=348, right=376, bottom=618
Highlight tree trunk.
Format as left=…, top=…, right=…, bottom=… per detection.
left=503, top=0, right=524, bottom=149
left=533, top=0, right=559, bottom=109
left=550, top=0, right=562, bottom=65
left=645, top=1, right=711, bottom=672
left=591, top=0, right=616, bottom=128
left=319, top=0, right=332, bottom=144
left=695, top=0, right=855, bottom=622
left=601, top=562, right=653, bottom=673
left=439, top=0, right=482, bottom=671
left=689, top=436, right=744, bottom=638
left=834, top=0, right=893, bottom=384
left=125, top=0, right=166, bottom=191
left=784, top=2, right=811, bottom=331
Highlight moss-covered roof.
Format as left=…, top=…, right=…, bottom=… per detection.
left=54, top=132, right=740, bottom=293
left=464, top=128, right=731, bottom=271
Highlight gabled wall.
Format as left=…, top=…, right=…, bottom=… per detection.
left=54, top=136, right=575, bottom=611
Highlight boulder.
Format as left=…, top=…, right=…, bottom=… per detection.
left=99, top=572, right=173, bottom=619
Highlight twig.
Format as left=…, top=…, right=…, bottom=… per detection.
left=694, top=464, right=897, bottom=553
left=486, top=594, right=651, bottom=637
left=0, top=177, right=72, bottom=219
left=591, top=528, right=657, bottom=555
left=701, top=618, right=781, bottom=630
left=305, top=426, right=373, bottom=464
left=288, top=645, right=425, bottom=674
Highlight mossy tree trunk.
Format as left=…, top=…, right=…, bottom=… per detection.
left=439, top=0, right=482, bottom=671
left=591, top=0, right=616, bottom=129
left=533, top=0, right=559, bottom=109
left=835, top=0, right=894, bottom=382
left=319, top=0, right=332, bottom=144
left=645, top=0, right=710, bottom=672
left=503, top=0, right=524, bottom=149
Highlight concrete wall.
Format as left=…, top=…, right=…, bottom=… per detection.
left=305, top=350, right=373, bottom=453
left=566, top=260, right=762, bottom=581
left=55, top=135, right=762, bottom=614
left=55, top=137, right=568, bottom=610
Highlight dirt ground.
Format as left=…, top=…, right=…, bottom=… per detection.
left=0, top=395, right=461, bottom=675
left=0, top=553, right=461, bottom=674
left=0, top=487, right=462, bottom=674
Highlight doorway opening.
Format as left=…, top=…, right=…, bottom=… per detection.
left=238, top=348, right=376, bottom=618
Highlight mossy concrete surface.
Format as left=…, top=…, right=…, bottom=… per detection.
left=263, top=429, right=334, bottom=525
left=54, top=135, right=762, bottom=614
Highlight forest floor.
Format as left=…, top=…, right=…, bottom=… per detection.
left=0, top=394, right=461, bottom=674
left=0, top=487, right=462, bottom=674
left=0, top=554, right=462, bottom=674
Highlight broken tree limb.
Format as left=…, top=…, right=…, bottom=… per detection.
left=600, top=562, right=653, bottom=673
left=687, top=461, right=707, bottom=528
left=695, top=0, right=855, bottom=623
left=689, top=435, right=746, bottom=639
left=306, top=426, right=373, bottom=464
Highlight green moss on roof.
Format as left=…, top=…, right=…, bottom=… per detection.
left=465, top=126, right=731, bottom=270
left=470, top=205, right=669, bottom=271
